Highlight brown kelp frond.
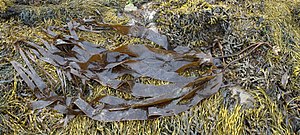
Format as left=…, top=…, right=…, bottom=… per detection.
left=3, top=0, right=299, bottom=134
left=11, top=20, right=223, bottom=122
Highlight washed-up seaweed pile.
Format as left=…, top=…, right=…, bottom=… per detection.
left=11, top=20, right=222, bottom=122
left=2, top=0, right=299, bottom=134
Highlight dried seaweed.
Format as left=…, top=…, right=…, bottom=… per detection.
left=11, top=20, right=223, bottom=122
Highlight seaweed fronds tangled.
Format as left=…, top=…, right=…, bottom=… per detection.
left=0, top=0, right=130, bottom=26
left=10, top=20, right=223, bottom=122
left=157, top=0, right=230, bottom=48
left=0, top=0, right=13, bottom=13
left=0, top=0, right=299, bottom=134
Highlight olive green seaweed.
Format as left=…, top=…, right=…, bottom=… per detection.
left=0, top=0, right=299, bottom=134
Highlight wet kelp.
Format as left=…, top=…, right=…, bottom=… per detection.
left=11, top=20, right=223, bottom=122
left=155, top=0, right=299, bottom=133
left=1, top=0, right=299, bottom=134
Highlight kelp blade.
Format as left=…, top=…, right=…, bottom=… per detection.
left=12, top=20, right=223, bottom=122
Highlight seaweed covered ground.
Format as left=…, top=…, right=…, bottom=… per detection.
left=0, top=0, right=299, bottom=134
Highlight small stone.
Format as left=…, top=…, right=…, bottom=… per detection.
left=230, top=86, right=254, bottom=108
left=281, top=71, right=289, bottom=89
left=272, top=45, right=281, bottom=55
left=124, top=3, right=138, bottom=12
